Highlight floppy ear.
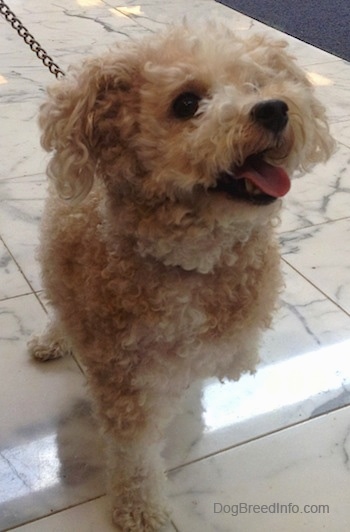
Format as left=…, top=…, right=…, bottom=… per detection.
left=39, top=51, right=139, bottom=202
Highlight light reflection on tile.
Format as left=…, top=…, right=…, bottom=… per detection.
left=164, top=338, right=350, bottom=469
left=203, top=339, right=350, bottom=433
left=307, top=70, right=334, bottom=87
left=0, top=434, right=60, bottom=504
left=0, top=296, right=104, bottom=529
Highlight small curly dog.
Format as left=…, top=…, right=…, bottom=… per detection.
left=29, top=23, right=334, bottom=531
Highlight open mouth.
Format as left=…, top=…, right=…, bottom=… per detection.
left=212, top=154, right=291, bottom=205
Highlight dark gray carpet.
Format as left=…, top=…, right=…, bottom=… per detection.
left=216, top=0, right=350, bottom=62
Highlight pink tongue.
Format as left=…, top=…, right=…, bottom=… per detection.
left=236, top=158, right=291, bottom=197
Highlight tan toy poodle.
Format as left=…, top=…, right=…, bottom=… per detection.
left=28, top=22, right=334, bottom=531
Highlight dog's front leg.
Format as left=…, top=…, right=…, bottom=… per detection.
left=88, top=373, right=172, bottom=532
left=105, top=435, right=169, bottom=531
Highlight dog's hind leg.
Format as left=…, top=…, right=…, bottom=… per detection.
left=28, top=319, right=72, bottom=361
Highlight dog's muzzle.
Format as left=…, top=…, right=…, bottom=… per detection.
left=251, top=99, right=289, bottom=134
left=211, top=100, right=291, bottom=205
left=210, top=99, right=291, bottom=205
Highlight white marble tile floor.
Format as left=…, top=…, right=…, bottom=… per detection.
left=1, top=1, right=350, bottom=531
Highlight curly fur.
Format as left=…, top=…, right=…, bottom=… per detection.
left=29, top=23, right=334, bottom=531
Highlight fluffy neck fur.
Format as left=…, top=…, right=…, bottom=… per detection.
left=102, top=183, right=281, bottom=274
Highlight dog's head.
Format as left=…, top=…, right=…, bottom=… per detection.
left=40, top=23, right=335, bottom=271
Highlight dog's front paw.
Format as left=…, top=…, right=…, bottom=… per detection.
left=112, top=502, right=169, bottom=531
left=28, top=334, right=71, bottom=361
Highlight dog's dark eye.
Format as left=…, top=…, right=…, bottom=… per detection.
left=172, top=92, right=201, bottom=119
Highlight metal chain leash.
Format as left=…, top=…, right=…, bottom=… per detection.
left=0, top=0, right=65, bottom=79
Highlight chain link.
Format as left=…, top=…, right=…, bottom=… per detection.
left=0, top=0, right=65, bottom=79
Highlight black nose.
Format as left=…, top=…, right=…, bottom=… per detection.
left=251, top=99, right=289, bottom=134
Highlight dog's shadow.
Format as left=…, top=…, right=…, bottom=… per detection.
left=54, top=398, right=105, bottom=489
left=53, top=381, right=206, bottom=493
left=2, top=375, right=206, bottom=528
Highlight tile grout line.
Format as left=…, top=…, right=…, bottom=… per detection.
left=281, top=257, right=350, bottom=318
left=334, top=139, right=350, bottom=151
left=3, top=492, right=180, bottom=532
left=2, top=495, right=107, bottom=532
left=166, top=402, right=350, bottom=475
left=0, top=236, right=45, bottom=311
left=0, top=174, right=47, bottom=184
left=0, top=292, right=37, bottom=304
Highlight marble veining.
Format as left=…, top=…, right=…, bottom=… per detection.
left=168, top=407, right=350, bottom=531
left=282, top=219, right=350, bottom=314
left=279, top=143, right=350, bottom=232
left=1, top=0, right=350, bottom=530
